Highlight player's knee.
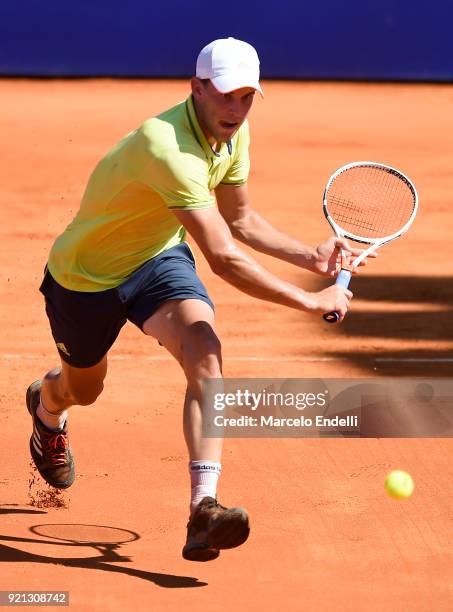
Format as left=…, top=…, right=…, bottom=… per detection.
left=196, top=350, right=222, bottom=379
left=67, top=380, right=104, bottom=406
left=181, top=323, right=222, bottom=379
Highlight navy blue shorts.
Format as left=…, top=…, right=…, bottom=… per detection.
left=40, top=242, right=214, bottom=368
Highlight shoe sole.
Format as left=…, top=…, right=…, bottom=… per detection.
left=26, top=380, right=74, bottom=490
left=182, top=544, right=220, bottom=562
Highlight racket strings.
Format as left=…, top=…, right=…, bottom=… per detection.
left=328, top=197, right=381, bottom=234
left=327, top=166, right=415, bottom=239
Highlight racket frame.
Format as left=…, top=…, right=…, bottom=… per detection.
left=322, top=161, right=419, bottom=323
left=323, top=160, right=418, bottom=266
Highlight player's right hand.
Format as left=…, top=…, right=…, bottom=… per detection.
left=306, top=285, right=353, bottom=321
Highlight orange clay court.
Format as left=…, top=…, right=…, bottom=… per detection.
left=0, top=79, right=452, bottom=610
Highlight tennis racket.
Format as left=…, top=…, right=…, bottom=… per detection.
left=322, top=161, right=418, bottom=323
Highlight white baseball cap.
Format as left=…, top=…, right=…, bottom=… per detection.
left=196, top=37, right=263, bottom=96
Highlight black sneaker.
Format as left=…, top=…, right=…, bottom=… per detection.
left=182, top=496, right=250, bottom=562
left=26, top=380, right=75, bottom=489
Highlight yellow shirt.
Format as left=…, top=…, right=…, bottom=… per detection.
left=48, top=95, right=250, bottom=291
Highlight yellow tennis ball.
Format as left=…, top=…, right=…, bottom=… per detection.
left=385, top=470, right=414, bottom=499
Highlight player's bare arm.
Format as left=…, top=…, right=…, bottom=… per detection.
left=172, top=205, right=352, bottom=320
left=215, top=182, right=377, bottom=277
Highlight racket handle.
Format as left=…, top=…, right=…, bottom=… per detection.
left=323, top=269, right=352, bottom=324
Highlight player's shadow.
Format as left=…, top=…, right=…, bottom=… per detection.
left=339, top=275, right=453, bottom=340
left=341, top=275, right=453, bottom=305
left=341, top=310, right=453, bottom=340
left=0, top=504, right=46, bottom=515
left=306, top=274, right=453, bottom=374
left=0, top=507, right=206, bottom=589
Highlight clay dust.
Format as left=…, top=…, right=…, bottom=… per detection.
left=28, top=462, right=69, bottom=509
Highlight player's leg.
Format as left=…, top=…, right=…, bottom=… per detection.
left=121, top=243, right=249, bottom=560
left=28, top=268, right=126, bottom=489
left=41, top=356, right=108, bottom=414
left=143, top=298, right=223, bottom=463
left=143, top=298, right=249, bottom=561
left=27, top=357, right=108, bottom=490
left=119, top=243, right=224, bottom=469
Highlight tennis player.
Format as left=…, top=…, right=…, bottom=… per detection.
left=27, top=37, right=370, bottom=562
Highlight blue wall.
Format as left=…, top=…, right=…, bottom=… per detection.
left=1, top=0, right=452, bottom=80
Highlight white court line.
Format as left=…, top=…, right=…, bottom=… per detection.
left=1, top=353, right=452, bottom=363
left=376, top=357, right=453, bottom=363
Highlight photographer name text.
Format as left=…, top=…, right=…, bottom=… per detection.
left=213, top=415, right=358, bottom=428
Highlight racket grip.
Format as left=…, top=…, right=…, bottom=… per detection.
left=323, top=269, right=352, bottom=324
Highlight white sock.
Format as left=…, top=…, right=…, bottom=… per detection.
left=36, top=395, right=68, bottom=432
left=189, top=460, right=221, bottom=514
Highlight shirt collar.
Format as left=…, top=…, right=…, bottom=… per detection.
left=185, top=95, right=232, bottom=160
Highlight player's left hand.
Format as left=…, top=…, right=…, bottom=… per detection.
left=310, top=237, right=377, bottom=277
